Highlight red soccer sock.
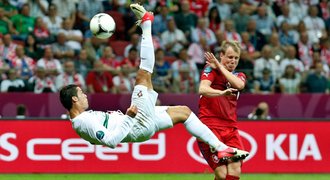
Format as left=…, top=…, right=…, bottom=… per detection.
left=226, top=175, right=240, bottom=180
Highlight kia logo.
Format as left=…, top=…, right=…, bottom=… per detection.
left=187, top=130, right=257, bottom=164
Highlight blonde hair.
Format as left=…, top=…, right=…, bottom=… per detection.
left=220, top=40, right=241, bottom=55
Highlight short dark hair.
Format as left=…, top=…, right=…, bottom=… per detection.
left=59, top=84, right=78, bottom=111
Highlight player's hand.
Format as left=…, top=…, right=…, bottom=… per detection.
left=126, top=105, right=138, bottom=118
left=221, top=88, right=238, bottom=96
left=204, top=52, right=220, bottom=69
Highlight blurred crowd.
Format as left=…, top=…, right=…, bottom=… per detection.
left=0, top=0, right=329, bottom=94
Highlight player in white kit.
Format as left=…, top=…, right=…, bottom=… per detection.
left=59, top=3, right=249, bottom=162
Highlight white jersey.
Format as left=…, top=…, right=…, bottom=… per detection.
left=71, top=85, right=174, bottom=148
left=71, top=110, right=136, bottom=148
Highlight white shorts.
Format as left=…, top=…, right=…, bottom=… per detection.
left=123, top=85, right=173, bottom=142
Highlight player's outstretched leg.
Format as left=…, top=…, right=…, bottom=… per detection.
left=166, top=106, right=249, bottom=162
left=130, top=3, right=155, bottom=90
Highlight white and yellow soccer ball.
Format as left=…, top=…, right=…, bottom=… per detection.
left=89, top=13, right=116, bottom=39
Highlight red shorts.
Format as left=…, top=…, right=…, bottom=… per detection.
left=197, top=127, right=244, bottom=170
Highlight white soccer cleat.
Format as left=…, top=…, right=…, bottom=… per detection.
left=130, top=3, right=154, bottom=26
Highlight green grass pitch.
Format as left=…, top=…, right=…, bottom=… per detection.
left=0, top=174, right=330, bottom=180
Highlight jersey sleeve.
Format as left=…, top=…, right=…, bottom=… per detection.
left=237, top=72, right=247, bottom=85
left=200, top=66, right=215, bottom=82
left=90, top=115, right=137, bottom=148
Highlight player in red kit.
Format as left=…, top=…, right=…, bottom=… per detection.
left=198, top=41, right=249, bottom=180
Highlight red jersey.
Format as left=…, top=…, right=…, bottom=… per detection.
left=199, top=66, right=246, bottom=128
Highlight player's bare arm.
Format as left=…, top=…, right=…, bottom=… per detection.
left=199, top=79, right=238, bottom=97
left=204, top=52, right=245, bottom=90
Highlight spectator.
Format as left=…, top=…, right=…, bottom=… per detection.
left=251, top=5, right=275, bottom=37
left=254, top=45, right=279, bottom=81
left=11, top=44, right=35, bottom=81
left=100, top=46, right=120, bottom=74
left=27, top=66, right=56, bottom=93
left=253, top=68, right=275, bottom=94
left=171, top=48, right=199, bottom=93
left=187, top=36, right=210, bottom=70
left=112, top=66, right=133, bottom=94
left=318, top=0, right=330, bottom=20
left=246, top=19, right=266, bottom=51
left=51, top=32, right=75, bottom=62
left=0, top=33, right=17, bottom=61
left=74, top=49, right=92, bottom=78
left=51, top=0, right=76, bottom=25
left=24, top=34, right=42, bottom=61
left=55, top=60, right=86, bottom=91
left=232, top=4, right=250, bottom=34
left=240, top=31, right=260, bottom=60
left=119, top=47, right=140, bottom=79
left=310, top=52, right=329, bottom=77
left=10, top=3, right=35, bottom=40
left=207, top=6, right=222, bottom=33
left=174, top=0, right=198, bottom=40
left=303, top=61, right=328, bottom=93
left=222, top=19, right=241, bottom=43
left=209, top=0, right=232, bottom=21
left=189, top=0, right=209, bottom=17
left=124, top=33, right=140, bottom=58
left=260, top=0, right=277, bottom=21
left=123, top=5, right=141, bottom=40
left=28, top=0, right=48, bottom=18
left=320, top=38, right=330, bottom=65
left=83, top=36, right=106, bottom=62
left=236, top=49, right=254, bottom=72
left=278, top=21, right=298, bottom=46
left=0, top=56, right=10, bottom=80
left=42, top=3, right=63, bottom=36
left=279, top=64, right=301, bottom=94
left=191, top=17, right=216, bottom=46
left=86, top=60, right=114, bottom=94
left=269, top=32, right=286, bottom=62
left=77, top=0, right=103, bottom=32
left=304, top=6, right=327, bottom=43
left=247, top=101, right=271, bottom=120
left=276, top=4, right=299, bottom=29
left=0, top=7, right=15, bottom=35
left=36, top=46, right=62, bottom=78
left=161, top=17, right=188, bottom=56
left=0, top=0, right=18, bottom=17
left=152, top=48, right=172, bottom=93
left=1, top=69, right=25, bottom=92
left=211, top=30, right=225, bottom=54
left=33, top=16, right=54, bottom=45
left=279, top=45, right=305, bottom=75
left=59, top=18, right=84, bottom=53
left=152, top=5, right=170, bottom=36
left=289, top=0, right=308, bottom=21
left=297, top=31, right=313, bottom=69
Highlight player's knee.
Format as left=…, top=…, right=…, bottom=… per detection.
left=214, top=166, right=227, bottom=180
left=179, top=105, right=192, bottom=120
left=167, top=106, right=192, bottom=124
left=214, top=169, right=226, bottom=180
left=227, top=162, right=242, bottom=176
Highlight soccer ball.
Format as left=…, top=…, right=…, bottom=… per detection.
left=90, top=13, right=116, bottom=39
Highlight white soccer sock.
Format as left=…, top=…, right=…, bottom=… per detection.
left=141, top=20, right=152, bottom=37
left=184, top=112, right=228, bottom=151
left=139, top=21, right=154, bottom=73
